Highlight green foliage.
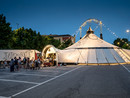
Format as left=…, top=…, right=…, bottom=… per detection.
left=59, top=39, right=73, bottom=49
left=0, top=14, right=71, bottom=51
left=122, top=43, right=129, bottom=49
left=12, top=28, right=61, bottom=51
left=0, top=14, right=13, bottom=49
left=12, top=27, right=37, bottom=49
left=113, top=38, right=130, bottom=49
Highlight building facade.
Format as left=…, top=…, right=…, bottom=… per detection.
left=43, top=34, right=75, bottom=44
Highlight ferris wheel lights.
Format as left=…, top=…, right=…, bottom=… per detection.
left=102, top=23, right=130, bottom=47
left=80, top=27, right=82, bottom=30
left=99, top=21, right=102, bottom=25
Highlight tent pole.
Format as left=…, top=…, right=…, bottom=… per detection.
left=100, top=21, right=103, bottom=39
left=80, top=27, right=82, bottom=39
left=56, top=52, right=58, bottom=66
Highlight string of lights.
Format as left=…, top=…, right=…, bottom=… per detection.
left=58, top=18, right=129, bottom=49
left=58, top=19, right=101, bottom=48
left=102, top=23, right=129, bottom=46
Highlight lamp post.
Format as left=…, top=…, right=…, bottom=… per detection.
left=126, top=29, right=130, bottom=41
left=126, top=29, right=130, bottom=48
left=126, top=29, right=130, bottom=33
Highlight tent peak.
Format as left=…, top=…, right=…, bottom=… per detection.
left=87, top=27, right=94, bottom=34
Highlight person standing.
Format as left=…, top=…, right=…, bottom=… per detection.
left=37, top=58, right=41, bottom=69
left=9, top=59, right=14, bottom=72
left=1, top=61, right=4, bottom=69
left=14, top=57, right=18, bottom=71
left=4, top=60, right=8, bottom=68
left=26, top=58, right=30, bottom=69
left=31, top=60, right=35, bottom=70
left=35, top=60, right=39, bottom=70
left=23, top=57, right=27, bottom=69
left=18, top=57, right=21, bottom=69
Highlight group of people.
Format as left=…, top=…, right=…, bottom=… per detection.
left=9, top=57, right=41, bottom=72
left=0, top=60, right=8, bottom=69
left=0, top=56, right=59, bottom=72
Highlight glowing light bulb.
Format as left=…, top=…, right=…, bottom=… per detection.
left=126, top=30, right=130, bottom=33
left=117, top=42, right=120, bottom=45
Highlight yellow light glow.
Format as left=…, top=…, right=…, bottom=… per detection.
left=126, top=29, right=130, bottom=33
left=80, top=27, right=82, bottom=30
left=117, top=42, right=120, bottom=45
left=100, top=21, right=102, bottom=25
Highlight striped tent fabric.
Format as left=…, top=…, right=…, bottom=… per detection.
left=57, top=27, right=130, bottom=65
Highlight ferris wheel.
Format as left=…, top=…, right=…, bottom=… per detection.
left=79, top=18, right=103, bottom=39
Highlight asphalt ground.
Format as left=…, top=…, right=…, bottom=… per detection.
left=0, top=65, right=79, bottom=98
left=0, top=64, right=130, bottom=98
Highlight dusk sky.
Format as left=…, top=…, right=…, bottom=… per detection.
left=0, top=0, right=130, bottom=43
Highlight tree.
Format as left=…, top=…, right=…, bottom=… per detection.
left=34, top=32, right=44, bottom=51
left=122, top=43, right=130, bottom=49
left=0, top=14, right=13, bottom=49
left=12, top=27, right=38, bottom=49
left=0, top=14, right=66, bottom=51
left=12, top=27, right=61, bottom=51
left=113, top=38, right=130, bottom=49
left=59, top=39, right=72, bottom=49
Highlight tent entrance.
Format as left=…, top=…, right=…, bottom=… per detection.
left=48, top=53, right=56, bottom=59
left=42, top=45, right=58, bottom=66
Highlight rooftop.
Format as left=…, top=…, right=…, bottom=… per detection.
left=42, top=34, right=73, bottom=37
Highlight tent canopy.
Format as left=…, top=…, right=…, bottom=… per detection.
left=42, top=27, right=130, bottom=65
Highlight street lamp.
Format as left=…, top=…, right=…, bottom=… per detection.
left=126, top=29, right=130, bottom=48
left=126, top=29, right=130, bottom=33
left=126, top=29, right=130, bottom=41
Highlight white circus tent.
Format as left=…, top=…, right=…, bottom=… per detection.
left=42, top=27, right=130, bottom=65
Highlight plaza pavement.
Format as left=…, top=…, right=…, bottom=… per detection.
left=0, top=64, right=130, bottom=98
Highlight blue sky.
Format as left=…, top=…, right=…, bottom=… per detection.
left=0, top=0, right=130, bottom=43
